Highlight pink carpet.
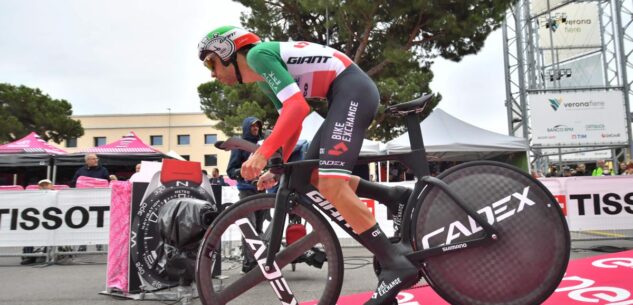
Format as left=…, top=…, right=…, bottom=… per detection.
left=302, top=250, right=633, bottom=305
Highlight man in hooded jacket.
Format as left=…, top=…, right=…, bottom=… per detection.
left=226, top=116, right=268, bottom=272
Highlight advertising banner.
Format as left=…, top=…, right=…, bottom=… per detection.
left=530, top=90, right=628, bottom=146
left=0, top=189, right=111, bottom=247
left=535, top=2, right=601, bottom=65
left=542, top=147, right=612, bottom=162
left=539, top=176, right=633, bottom=231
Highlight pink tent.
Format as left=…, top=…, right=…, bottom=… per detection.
left=83, top=131, right=161, bottom=153
left=0, top=132, right=67, bottom=155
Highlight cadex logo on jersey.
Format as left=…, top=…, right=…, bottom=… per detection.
left=421, top=186, right=536, bottom=249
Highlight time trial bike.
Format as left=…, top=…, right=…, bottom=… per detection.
left=195, top=94, right=571, bottom=305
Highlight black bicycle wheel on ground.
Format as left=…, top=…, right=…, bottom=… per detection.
left=412, top=161, right=570, bottom=305
left=196, top=194, right=344, bottom=305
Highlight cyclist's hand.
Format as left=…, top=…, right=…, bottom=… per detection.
left=256, top=171, right=277, bottom=190
left=241, top=151, right=267, bottom=180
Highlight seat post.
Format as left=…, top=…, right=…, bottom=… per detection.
left=405, top=113, right=431, bottom=177
left=406, top=114, right=424, bottom=151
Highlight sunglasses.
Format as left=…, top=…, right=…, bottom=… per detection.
left=203, top=53, right=216, bottom=71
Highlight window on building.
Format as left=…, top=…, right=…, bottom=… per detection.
left=66, top=137, right=77, bottom=148
left=204, top=134, right=218, bottom=144
left=204, top=154, right=217, bottom=166
left=94, top=137, right=106, bottom=147
left=181, top=155, right=190, bottom=161
left=150, top=135, right=163, bottom=146
left=178, top=135, right=190, bottom=145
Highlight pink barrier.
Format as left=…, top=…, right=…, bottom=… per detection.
left=106, top=181, right=132, bottom=293
left=0, top=185, right=24, bottom=191
left=53, top=184, right=70, bottom=190
left=25, top=185, right=40, bottom=190
left=302, top=250, right=633, bottom=305
left=76, top=176, right=109, bottom=188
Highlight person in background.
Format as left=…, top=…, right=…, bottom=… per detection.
left=562, top=167, right=573, bottom=177
left=21, top=179, right=54, bottom=264
left=109, top=175, right=118, bottom=181
left=619, top=162, right=628, bottom=175
left=70, top=153, right=109, bottom=187
left=546, top=165, right=559, bottom=177
left=209, top=167, right=228, bottom=186
left=226, top=116, right=265, bottom=273
left=591, top=160, right=613, bottom=176
left=574, top=163, right=588, bottom=176
left=625, top=160, right=633, bottom=175
left=135, top=163, right=141, bottom=173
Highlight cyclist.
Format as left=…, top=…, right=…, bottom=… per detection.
left=198, top=25, right=416, bottom=304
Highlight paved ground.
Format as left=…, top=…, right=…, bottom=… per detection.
left=0, top=239, right=631, bottom=305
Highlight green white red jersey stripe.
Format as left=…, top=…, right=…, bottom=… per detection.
left=318, top=168, right=352, bottom=180
left=276, top=83, right=301, bottom=103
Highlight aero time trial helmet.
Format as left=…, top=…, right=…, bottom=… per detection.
left=197, top=26, right=261, bottom=62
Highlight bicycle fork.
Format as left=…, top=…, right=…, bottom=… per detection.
left=237, top=175, right=299, bottom=304
left=236, top=217, right=298, bottom=305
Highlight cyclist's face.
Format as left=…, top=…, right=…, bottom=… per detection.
left=204, top=53, right=238, bottom=85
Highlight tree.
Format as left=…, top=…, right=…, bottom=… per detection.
left=0, top=83, right=84, bottom=144
left=199, top=0, right=514, bottom=140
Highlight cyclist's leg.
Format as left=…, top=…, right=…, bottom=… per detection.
left=306, top=128, right=410, bottom=219
left=238, top=189, right=259, bottom=273
left=350, top=176, right=411, bottom=233
left=313, top=64, right=418, bottom=305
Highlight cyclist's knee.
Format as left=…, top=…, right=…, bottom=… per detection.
left=318, top=177, right=348, bottom=199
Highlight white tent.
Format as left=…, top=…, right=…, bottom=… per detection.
left=299, top=112, right=383, bottom=156
left=385, top=109, right=528, bottom=161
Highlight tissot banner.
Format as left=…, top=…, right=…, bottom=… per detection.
left=539, top=176, right=633, bottom=231
left=0, top=189, right=111, bottom=247
left=530, top=90, right=628, bottom=146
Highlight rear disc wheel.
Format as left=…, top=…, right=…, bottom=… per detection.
left=413, top=161, right=570, bottom=305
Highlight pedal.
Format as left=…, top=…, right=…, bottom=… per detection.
left=294, top=247, right=327, bottom=269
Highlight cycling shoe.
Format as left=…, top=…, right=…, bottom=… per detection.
left=364, top=257, right=418, bottom=305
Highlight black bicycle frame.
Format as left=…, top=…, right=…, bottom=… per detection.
left=263, top=111, right=499, bottom=269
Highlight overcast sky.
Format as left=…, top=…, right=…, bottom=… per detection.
left=0, top=0, right=508, bottom=134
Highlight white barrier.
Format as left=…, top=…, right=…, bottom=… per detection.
left=0, top=188, right=111, bottom=247
left=539, top=175, right=633, bottom=232
left=4, top=175, right=629, bottom=248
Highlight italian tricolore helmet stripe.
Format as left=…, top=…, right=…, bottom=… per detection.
left=198, top=25, right=261, bottom=61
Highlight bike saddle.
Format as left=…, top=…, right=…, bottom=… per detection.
left=385, top=94, right=433, bottom=115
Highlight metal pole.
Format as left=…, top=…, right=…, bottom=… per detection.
left=613, top=0, right=633, bottom=157
left=517, top=1, right=530, bottom=140
left=558, top=147, right=562, bottom=176
left=52, top=165, right=57, bottom=184
left=502, top=18, right=514, bottom=135
left=386, top=161, right=390, bottom=182
left=612, top=148, right=619, bottom=174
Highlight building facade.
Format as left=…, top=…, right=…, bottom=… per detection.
left=60, top=112, right=231, bottom=174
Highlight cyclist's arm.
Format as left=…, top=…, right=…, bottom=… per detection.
left=247, top=47, right=309, bottom=160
